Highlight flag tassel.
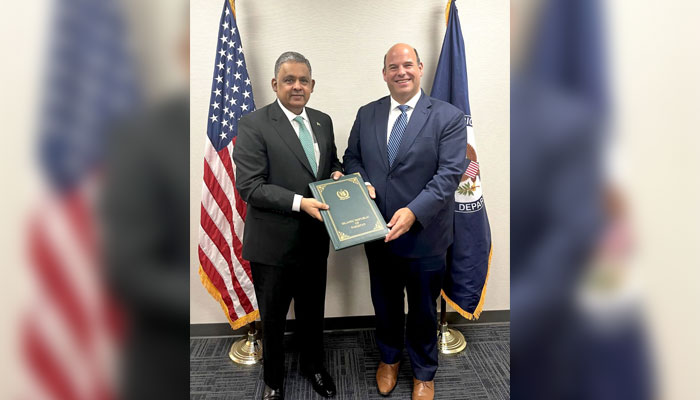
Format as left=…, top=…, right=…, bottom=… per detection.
left=441, top=243, right=493, bottom=320
left=198, top=265, right=259, bottom=330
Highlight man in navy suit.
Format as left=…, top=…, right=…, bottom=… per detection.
left=344, top=43, right=467, bottom=400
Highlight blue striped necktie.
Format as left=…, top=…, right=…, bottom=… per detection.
left=387, top=104, right=409, bottom=167
left=294, top=115, right=317, bottom=175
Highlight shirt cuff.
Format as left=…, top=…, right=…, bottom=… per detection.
left=365, top=182, right=372, bottom=186
left=292, top=194, right=302, bottom=212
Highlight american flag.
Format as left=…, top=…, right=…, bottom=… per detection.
left=465, top=160, right=480, bottom=180
left=197, top=0, right=259, bottom=329
left=24, top=0, right=137, bottom=398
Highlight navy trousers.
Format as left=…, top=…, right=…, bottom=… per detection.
left=365, top=241, right=446, bottom=381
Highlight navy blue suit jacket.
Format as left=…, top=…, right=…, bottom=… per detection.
left=344, top=91, right=467, bottom=257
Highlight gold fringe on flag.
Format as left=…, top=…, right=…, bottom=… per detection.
left=198, top=265, right=259, bottom=330
left=441, top=243, right=493, bottom=320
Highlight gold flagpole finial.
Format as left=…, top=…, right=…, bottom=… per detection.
left=445, top=0, right=452, bottom=26
left=229, top=0, right=236, bottom=19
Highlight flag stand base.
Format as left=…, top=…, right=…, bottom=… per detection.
left=437, top=322, right=467, bottom=354
left=229, top=325, right=262, bottom=365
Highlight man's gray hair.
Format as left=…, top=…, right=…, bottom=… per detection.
left=274, top=51, right=312, bottom=77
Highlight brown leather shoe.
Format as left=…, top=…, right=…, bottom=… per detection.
left=412, top=378, right=434, bottom=400
left=376, top=361, right=400, bottom=396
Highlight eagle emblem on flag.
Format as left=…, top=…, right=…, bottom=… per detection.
left=456, top=142, right=482, bottom=200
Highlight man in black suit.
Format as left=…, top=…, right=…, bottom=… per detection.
left=233, top=51, right=342, bottom=400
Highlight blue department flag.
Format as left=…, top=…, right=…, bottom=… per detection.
left=197, top=0, right=259, bottom=330
left=431, top=0, right=492, bottom=320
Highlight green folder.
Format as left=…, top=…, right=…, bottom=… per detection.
left=309, top=173, right=389, bottom=250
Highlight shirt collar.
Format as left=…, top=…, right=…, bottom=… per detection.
left=390, top=90, right=422, bottom=111
left=277, top=98, right=309, bottom=124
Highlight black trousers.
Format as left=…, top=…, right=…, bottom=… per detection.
left=250, top=260, right=328, bottom=388
left=365, top=241, right=446, bottom=381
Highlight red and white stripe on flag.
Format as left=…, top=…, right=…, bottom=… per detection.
left=465, top=160, right=480, bottom=179
left=198, top=139, right=258, bottom=329
left=24, top=184, right=123, bottom=400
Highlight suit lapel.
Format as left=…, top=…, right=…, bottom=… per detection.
left=269, top=101, right=316, bottom=177
left=389, top=92, right=431, bottom=172
left=374, top=97, right=391, bottom=171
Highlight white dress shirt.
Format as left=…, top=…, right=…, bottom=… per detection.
left=365, top=91, right=422, bottom=188
left=276, top=99, right=320, bottom=212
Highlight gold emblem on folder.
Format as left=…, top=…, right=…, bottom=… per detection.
left=336, top=189, right=350, bottom=200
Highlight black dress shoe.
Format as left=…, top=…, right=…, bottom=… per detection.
left=262, top=384, right=283, bottom=400
left=302, top=368, right=337, bottom=398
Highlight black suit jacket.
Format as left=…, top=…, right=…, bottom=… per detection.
left=233, top=101, right=342, bottom=266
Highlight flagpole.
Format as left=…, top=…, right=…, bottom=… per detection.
left=229, top=322, right=263, bottom=364
left=437, top=297, right=467, bottom=354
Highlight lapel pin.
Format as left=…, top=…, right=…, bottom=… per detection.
left=316, top=122, right=321, bottom=127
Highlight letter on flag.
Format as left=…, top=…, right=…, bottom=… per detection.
left=431, top=0, right=493, bottom=320
left=197, top=0, right=259, bottom=329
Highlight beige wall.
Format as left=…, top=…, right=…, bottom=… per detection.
left=190, top=0, right=510, bottom=324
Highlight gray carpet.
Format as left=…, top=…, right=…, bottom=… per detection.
left=190, top=322, right=509, bottom=399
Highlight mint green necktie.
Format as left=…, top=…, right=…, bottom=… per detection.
left=293, top=115, right=317, bottom=175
